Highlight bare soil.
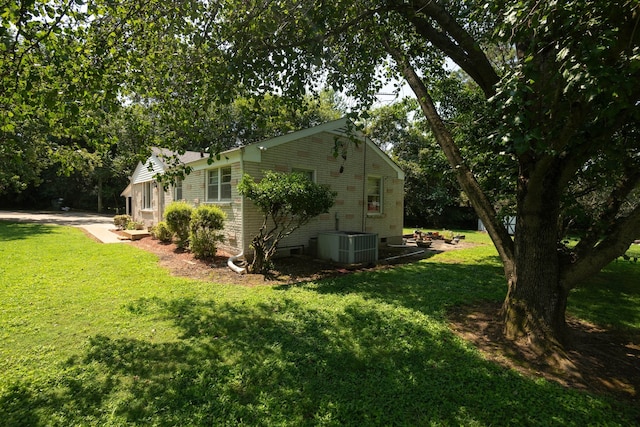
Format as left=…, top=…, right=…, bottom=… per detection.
left=125, top=233, right=639, bottom=403
left=449, top=303, right=640, bottom=404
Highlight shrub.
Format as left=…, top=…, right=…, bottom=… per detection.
left=113, top=214, right=132, bottom=230
left=238, top=171, right=336, bottom=274
left=152, top=221, right=173, bottom=243
left=126, top=221, right=144, bottom=230
left=164, top=201, right=194, bottom=249
left=189, top=205, right=226, bottom=259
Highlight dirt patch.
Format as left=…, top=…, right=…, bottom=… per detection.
left=448, top=302, right=640, bottom=403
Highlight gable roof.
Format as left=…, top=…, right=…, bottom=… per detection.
left=132, top=118, right=404, bottom=181
left=237, top=117, right=403, bottom=180
left=151, top=147, right=204, bottom=166
left=185, top=117, right=404, bottom=179
left=243, top=117, right=354, bottom=151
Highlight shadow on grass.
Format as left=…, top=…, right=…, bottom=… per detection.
left=0, top=221, right=57, bottom=242
left=1, top=291, right=637, bottom=425
left=570, top=262, right=640, bottom=330
left=278, top=256, right=508, bottom=316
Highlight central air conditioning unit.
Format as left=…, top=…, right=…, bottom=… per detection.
left=317, top=231, right=378, bottom=264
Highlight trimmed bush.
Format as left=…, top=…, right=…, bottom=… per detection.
left=113, top=214, right=132, bottom=230
left=189, top=205, right=226, bottom=259
left=152, top=221, right=173, bottom=243
left=164, top=201, right=194, bottom=249
left=126, top=221, right=144, bottom=230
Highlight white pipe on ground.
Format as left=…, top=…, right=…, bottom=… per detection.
left=383, top=250, right=425, bottom=261
left=228, top=252, right=247, bottom=274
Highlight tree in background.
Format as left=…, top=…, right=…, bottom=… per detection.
left=238, top=172, right=336, bottom=275
left=0, top=0, right=129, bottom=194
left=365, top=99, right=473, bottom=228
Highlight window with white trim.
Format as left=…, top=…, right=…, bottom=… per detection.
left=142, top=181, right=153, bottom=209
left=174, top=178, right=183, bottom=201
left=207, top=167, right=232, bottom=202
left=367, top=176, right=382, bottom=213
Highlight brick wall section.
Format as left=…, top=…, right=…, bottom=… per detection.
left=131, top=181, right=166, bottom=228
left=129, top=164, right=244, bottom=255
left=240, top=132, right=404, bottom=253
left=179, top=164, right=244, bottom=254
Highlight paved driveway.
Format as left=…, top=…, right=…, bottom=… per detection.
left=0, top=210, right=124, bottom=243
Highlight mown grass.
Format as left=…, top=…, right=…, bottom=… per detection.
left=1, top=222, right=638, bottom=426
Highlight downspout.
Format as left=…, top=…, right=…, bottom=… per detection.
left=228, top=147, right=247, bottom=274
left=362, top=137, right=367, bottom=233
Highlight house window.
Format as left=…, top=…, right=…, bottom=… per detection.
left=142, top=181, right=153, bottom=210
left=207, top=167, right=232, bottom=202
left=367, top=176, right=382, bottom=213
left=174, top=178, right=183, bottom=201
left=292, top=168, right=315, bottom=182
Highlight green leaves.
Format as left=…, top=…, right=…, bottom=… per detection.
left=239, top=171, right=336, bottom=220
left=238, top=170, right=336, bottom=273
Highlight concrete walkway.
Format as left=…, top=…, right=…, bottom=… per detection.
left=0, top=210, right=125, bottom=243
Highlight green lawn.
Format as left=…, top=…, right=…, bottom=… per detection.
left=1, top=222, right=638, bottom=426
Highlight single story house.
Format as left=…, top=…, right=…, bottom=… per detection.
left=121, top=118, right=405, bottom=257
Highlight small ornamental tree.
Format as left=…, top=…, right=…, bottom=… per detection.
left=164, top=201, right=194, bottom=249
left=189, top=205, right=226, bottom=259
left=238, top=171, right=336, bottom=274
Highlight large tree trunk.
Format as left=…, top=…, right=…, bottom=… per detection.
left=502, top=211, right=568, bottom=352
left=382, top=4, right=639, bottom=358
left=395, top=40, right=573, bottom=353
left=502, top=159, right=569, bottom=354
left=385, top=34, right=582, bottom=356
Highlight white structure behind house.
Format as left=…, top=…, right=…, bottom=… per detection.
left=478, top=216, right=516, bottom=235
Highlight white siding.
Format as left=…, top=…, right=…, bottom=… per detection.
left=132, top=155, right=165, bottom=184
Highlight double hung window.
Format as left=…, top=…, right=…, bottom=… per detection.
left=367, top=176, right=382, bottom=213
left=174, top=178, right=183, bottom=201
left=142, top=181, right=153, bottom=209
left=292, top=168, right=315, bottom=182
left=207, top=167, right=232, bottom=202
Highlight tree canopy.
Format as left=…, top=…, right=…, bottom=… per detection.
left=168, top=0, right=639, bottom=351
left=0, top=0, right=343, bottom=207
left=206, top=0, right=640, bottom=347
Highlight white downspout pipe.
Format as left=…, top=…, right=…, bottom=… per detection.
left=228, top=147, right=247, bottom=274
left=228, top=253, right=246, bottom=274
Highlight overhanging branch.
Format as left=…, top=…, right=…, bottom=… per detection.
left=383, top=36, right=515, bottom=275
left=562, top=203, right=640, bottom=289
left=391, top=0, right=500, bottom=97
left=572, top=163, right=640, bottom=260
